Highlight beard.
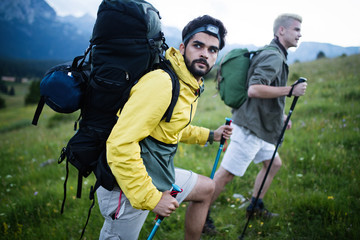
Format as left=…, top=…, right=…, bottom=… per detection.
left=184, top=54, right=212, bottom=78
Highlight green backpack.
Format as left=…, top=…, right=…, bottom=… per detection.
left=216, top=47, right=276, bottom=109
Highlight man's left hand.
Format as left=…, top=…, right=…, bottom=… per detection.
left=214, top=125, right=233, bottom=142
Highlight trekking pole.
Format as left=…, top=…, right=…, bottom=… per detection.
left=147, top=184, right=183, bottom=240
left=239, top=77, right=307, bottom=240
left=210, top=117, right=232, bottom=179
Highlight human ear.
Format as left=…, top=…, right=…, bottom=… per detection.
left=179, top=43, right=185, bottom=55
left=279, top=26, right=286, bottom=35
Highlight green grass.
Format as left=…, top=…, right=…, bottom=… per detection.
left=1, top=54, right=359, bottom=239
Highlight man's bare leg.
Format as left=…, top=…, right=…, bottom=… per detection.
left=184, top=175, right=215, bottom=240
left=252, top=155, right=282, bottom=199
left=212, top=166, right=234, bottom=203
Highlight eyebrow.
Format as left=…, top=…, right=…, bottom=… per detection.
left=192, top=40, right=219, bottom=52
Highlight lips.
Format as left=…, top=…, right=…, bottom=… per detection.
left=194, top=59, right=209, bottom=68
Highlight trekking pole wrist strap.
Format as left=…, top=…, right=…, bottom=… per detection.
left=288, top=77, right=307, bottom=98
left=287, top=84, right=295, bottom=97
left=208, top=130, right=214, bottom=144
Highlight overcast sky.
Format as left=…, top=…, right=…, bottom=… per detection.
left=45, top=0, right=360, bottom=48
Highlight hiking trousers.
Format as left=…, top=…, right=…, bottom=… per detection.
left=97, top=168, right=198, bottom=239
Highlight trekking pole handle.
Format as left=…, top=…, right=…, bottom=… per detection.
left=220, top=117, right=232, bottom=145
left=290, top=77, right=307, bottom=110
left=158, top=184, right=182, bottom=221
left=147, top=184, right=182, bottom=240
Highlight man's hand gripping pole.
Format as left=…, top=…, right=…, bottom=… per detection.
left=147, top=184, right=182, bottom=240
left=210, top=117, right=232, bottom=179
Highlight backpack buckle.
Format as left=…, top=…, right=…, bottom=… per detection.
left=58, top=147, right=67, bottom=164
left=148, top=39, right=156, bottom=49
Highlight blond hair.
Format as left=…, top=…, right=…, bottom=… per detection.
left=273, top=13, right=302, bottom=35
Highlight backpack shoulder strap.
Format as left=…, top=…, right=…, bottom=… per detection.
left=246, top=46, right=282, bottom=64
left=260, top=45, right=278, bottom=51
left=158, top=55, right=180, bottom=122
left=162, top=67, right=179, bottom=122
left=259, top=45, right=287, bottom=65
left=32, top=96, right=45, bottom=126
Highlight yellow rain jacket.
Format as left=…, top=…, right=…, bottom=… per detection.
left=106, top=47, right=210, bottom=210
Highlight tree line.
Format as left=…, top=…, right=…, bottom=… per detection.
left=0, top=58, right=62, bottom=79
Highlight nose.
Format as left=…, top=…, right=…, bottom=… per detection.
left=200, top=48, right=209, bottom=59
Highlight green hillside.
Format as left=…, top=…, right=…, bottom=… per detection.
left=0, top=54, right=359, bottom=239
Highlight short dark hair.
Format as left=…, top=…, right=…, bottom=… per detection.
left=182, top=15, right=227, bottom=50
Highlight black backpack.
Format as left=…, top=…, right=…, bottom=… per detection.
left=32, top=0, right=179, bottom=238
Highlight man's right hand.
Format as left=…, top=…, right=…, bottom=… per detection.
left=152, top=190, right=179, bottom=217
left=292, top=81, right=307, bottom=96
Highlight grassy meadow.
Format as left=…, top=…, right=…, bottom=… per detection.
left=1, top=54, right=359, bottom=240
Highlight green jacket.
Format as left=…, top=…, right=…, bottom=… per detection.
left=232, top=39, right=289, bottom=144
left=106, top=47, right=210, bottom=210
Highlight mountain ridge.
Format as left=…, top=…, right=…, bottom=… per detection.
left=1, top=0, right=359, bottom=63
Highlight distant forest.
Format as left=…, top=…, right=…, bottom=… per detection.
left=0, top=58, right=63, bottom=79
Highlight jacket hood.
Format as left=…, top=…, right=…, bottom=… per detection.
left=165, top=47, right=201, bottom=92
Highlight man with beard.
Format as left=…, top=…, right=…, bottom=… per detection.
left=96, top=15, right=232, bottom=240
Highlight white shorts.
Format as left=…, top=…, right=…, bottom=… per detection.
left=97, top=167, right=198, bottom=240
left=221, top=124, right=278, bottom=177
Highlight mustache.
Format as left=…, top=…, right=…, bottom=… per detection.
left=193, top=58, right=209, bottom=68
